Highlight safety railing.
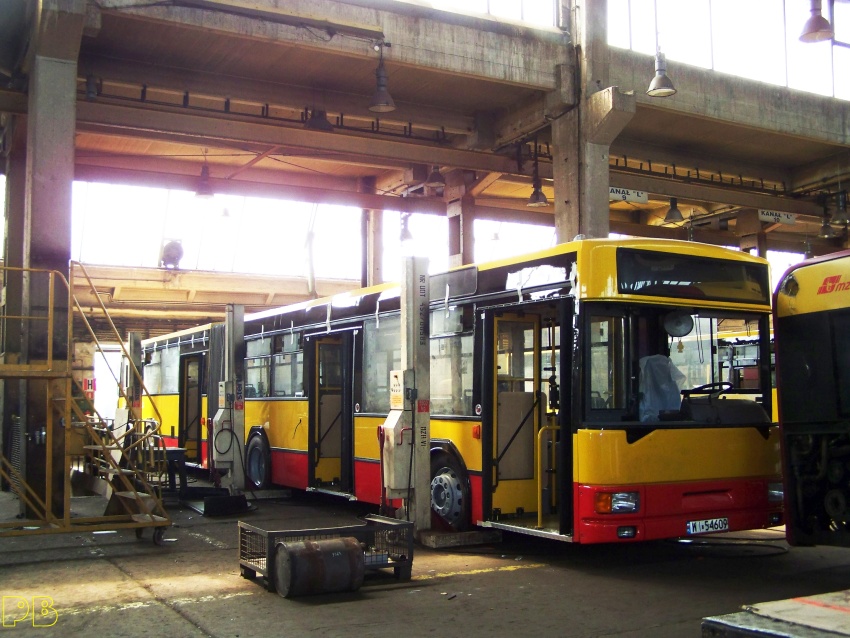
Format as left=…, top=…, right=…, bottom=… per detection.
left=0, top=263, right=170, bottom=539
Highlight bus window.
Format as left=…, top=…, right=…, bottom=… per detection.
left=146, top=346, right=179, bottom=395
left=588, top=316, right=628, bottom=409
left=430, top=333, right=474, bottom=416
left=669, top=314, right=766, bottom=394
left=362, top=315, right=401, bottom=413
left=541, top=323, right=560, bottom=411
left=319, top=342, right=342, bottom=389
left=272, top=351, right=304, bottom=397
left=245, top=338, right=271, bottom=398
left=497, top=321, right=535, bottom=393
left=144, top=349, right=163, bottom=394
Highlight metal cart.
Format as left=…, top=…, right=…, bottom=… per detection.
left=238, top=514, right=414, bottom=592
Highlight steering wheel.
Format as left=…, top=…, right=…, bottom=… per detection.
left=681, top=381, right=733, bottom=397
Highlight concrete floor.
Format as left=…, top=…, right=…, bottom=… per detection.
left=3, top=489, right=850, bottom=638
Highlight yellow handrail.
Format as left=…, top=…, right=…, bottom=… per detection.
left=537, top=425, right=559, bottom=529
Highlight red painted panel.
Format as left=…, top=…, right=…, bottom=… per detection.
left=469, top=473, right=483, bottom=524
left=573, top=478, right=783, bottom=544
left=271, top=449, right=309, bottom=490
left=354, top=459, right=382, bottom=505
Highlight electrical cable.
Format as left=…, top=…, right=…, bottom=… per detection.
left=210, top=408, right=258, bottom=499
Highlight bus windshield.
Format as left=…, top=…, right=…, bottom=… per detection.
left=587, top=306, right=768, bottom=418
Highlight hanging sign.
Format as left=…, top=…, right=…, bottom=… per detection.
left=609, top=187, right=648, bottom=203
left=759, top=210, right=797, bottom=225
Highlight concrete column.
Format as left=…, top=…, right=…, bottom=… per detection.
left=364, top=209, right=383, bottom=286
left=552, top=1, right=634, bottom=242
left=737, top=209, right=768, bottom=257
left=19, top=0, right=86, bottom=516
left=447, top=196, right=475, bottom=267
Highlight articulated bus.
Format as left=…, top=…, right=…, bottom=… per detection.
left=137, top=324, right=223, bottom=470
left=236, top=237, right=782, bottom=542
left=774, top=249, right=850, bottom=547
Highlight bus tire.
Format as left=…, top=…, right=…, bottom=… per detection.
left=246, top=434, right=271, bottom=489
left=430, top=452, right=470, bottom=532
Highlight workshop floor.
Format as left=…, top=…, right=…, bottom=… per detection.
left=4, top=487, right=850, bottom=637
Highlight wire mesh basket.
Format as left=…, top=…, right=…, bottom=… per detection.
left=238, top=514, right=414, bottom=592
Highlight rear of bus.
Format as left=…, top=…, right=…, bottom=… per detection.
left=774, top=249, right=850, bottom=547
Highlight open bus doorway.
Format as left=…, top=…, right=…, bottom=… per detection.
left=179, top=354, right=204, bottom=467
left=306, top=333, right=354, bottom=497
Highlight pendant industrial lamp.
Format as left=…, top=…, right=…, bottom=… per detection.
left=800, top=0, right=834, bottom=42
left=196, top=150, right=214, bottom=199
left=425, top=166, right=446, bottom=188
left=831, top=191, right=849, bottom=226
left=663, top=197, right=683, bottom=223
left=647, top=0, right=676, bottom=97
left=304, top=108, right=334, bottom=131
left=527, top=142, right=549, bottom=208
left=818, top=213, right=837, bottom=239
left=369, top=42, right=396, bottom=113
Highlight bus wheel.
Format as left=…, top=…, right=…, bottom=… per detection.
left=430, top=453, right=469, bottom=532
left=246, top=435, right=271, bottom=489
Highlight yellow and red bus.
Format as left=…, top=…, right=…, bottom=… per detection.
left=240, top=237, right=782, bottom=543
left=774, top=248, right=850, bottom=547
left=137, top=324, right=222, bottom=469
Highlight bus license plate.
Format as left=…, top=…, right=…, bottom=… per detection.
left=686, top=517, right=729, bottom=535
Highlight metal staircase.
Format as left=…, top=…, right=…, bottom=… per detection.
left=0, top=262, right=171, bottom=543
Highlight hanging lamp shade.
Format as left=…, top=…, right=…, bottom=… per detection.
left=647, top=51, right=676, bottom=97
left=800, top=0, right=834, bottom=42
left=818, top=216, right=837, bottom=238
left=305, top=109, right=334, bottom=131
left=196, top=164, right=214, bottom=199
left=664, top=197, right=683, bottom=223
left=369, top=58, right=396, bottom=113
left=425, top=166, right=445, bottom=188
left=831, top=191, right=849, bottom=226
left=527, top=184, right=549, bottom=208
left=527, top=155, right=549, bottom=208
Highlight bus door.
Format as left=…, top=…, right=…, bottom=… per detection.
left=179, top=354, right=203, bottom=465
left=306, top=333, right=354, bottom=496
left=490, top=313, right=541, bottom=519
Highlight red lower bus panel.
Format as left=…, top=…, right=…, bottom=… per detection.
left=469, top=473, right=483, bottom=525
left=271, top=449, right=309, bottom=490
left=574, top=479, right=782, bottom=544
left=354, top=458, right=382, bottom=504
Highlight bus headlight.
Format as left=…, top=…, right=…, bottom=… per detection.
left=768, top=482, right=784, bottom=503
left=595, top=491, right=640, bottom=514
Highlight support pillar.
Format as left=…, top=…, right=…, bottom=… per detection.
left=553, top=0, right=634, bottom=242
left=18, top=0, right=86, bottom=515
left=400, top=256, right=430, bottom=537
left=363, top=209, right=383, bottom=286
left=737, top=209, right=768, bottom=257
left=447, top=196, right=475, bottom=268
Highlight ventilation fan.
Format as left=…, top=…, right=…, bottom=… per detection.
left=663, top=310, right=694, bottom=338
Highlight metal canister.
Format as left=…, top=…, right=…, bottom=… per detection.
left=273, top=537, right=365, bottom=598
